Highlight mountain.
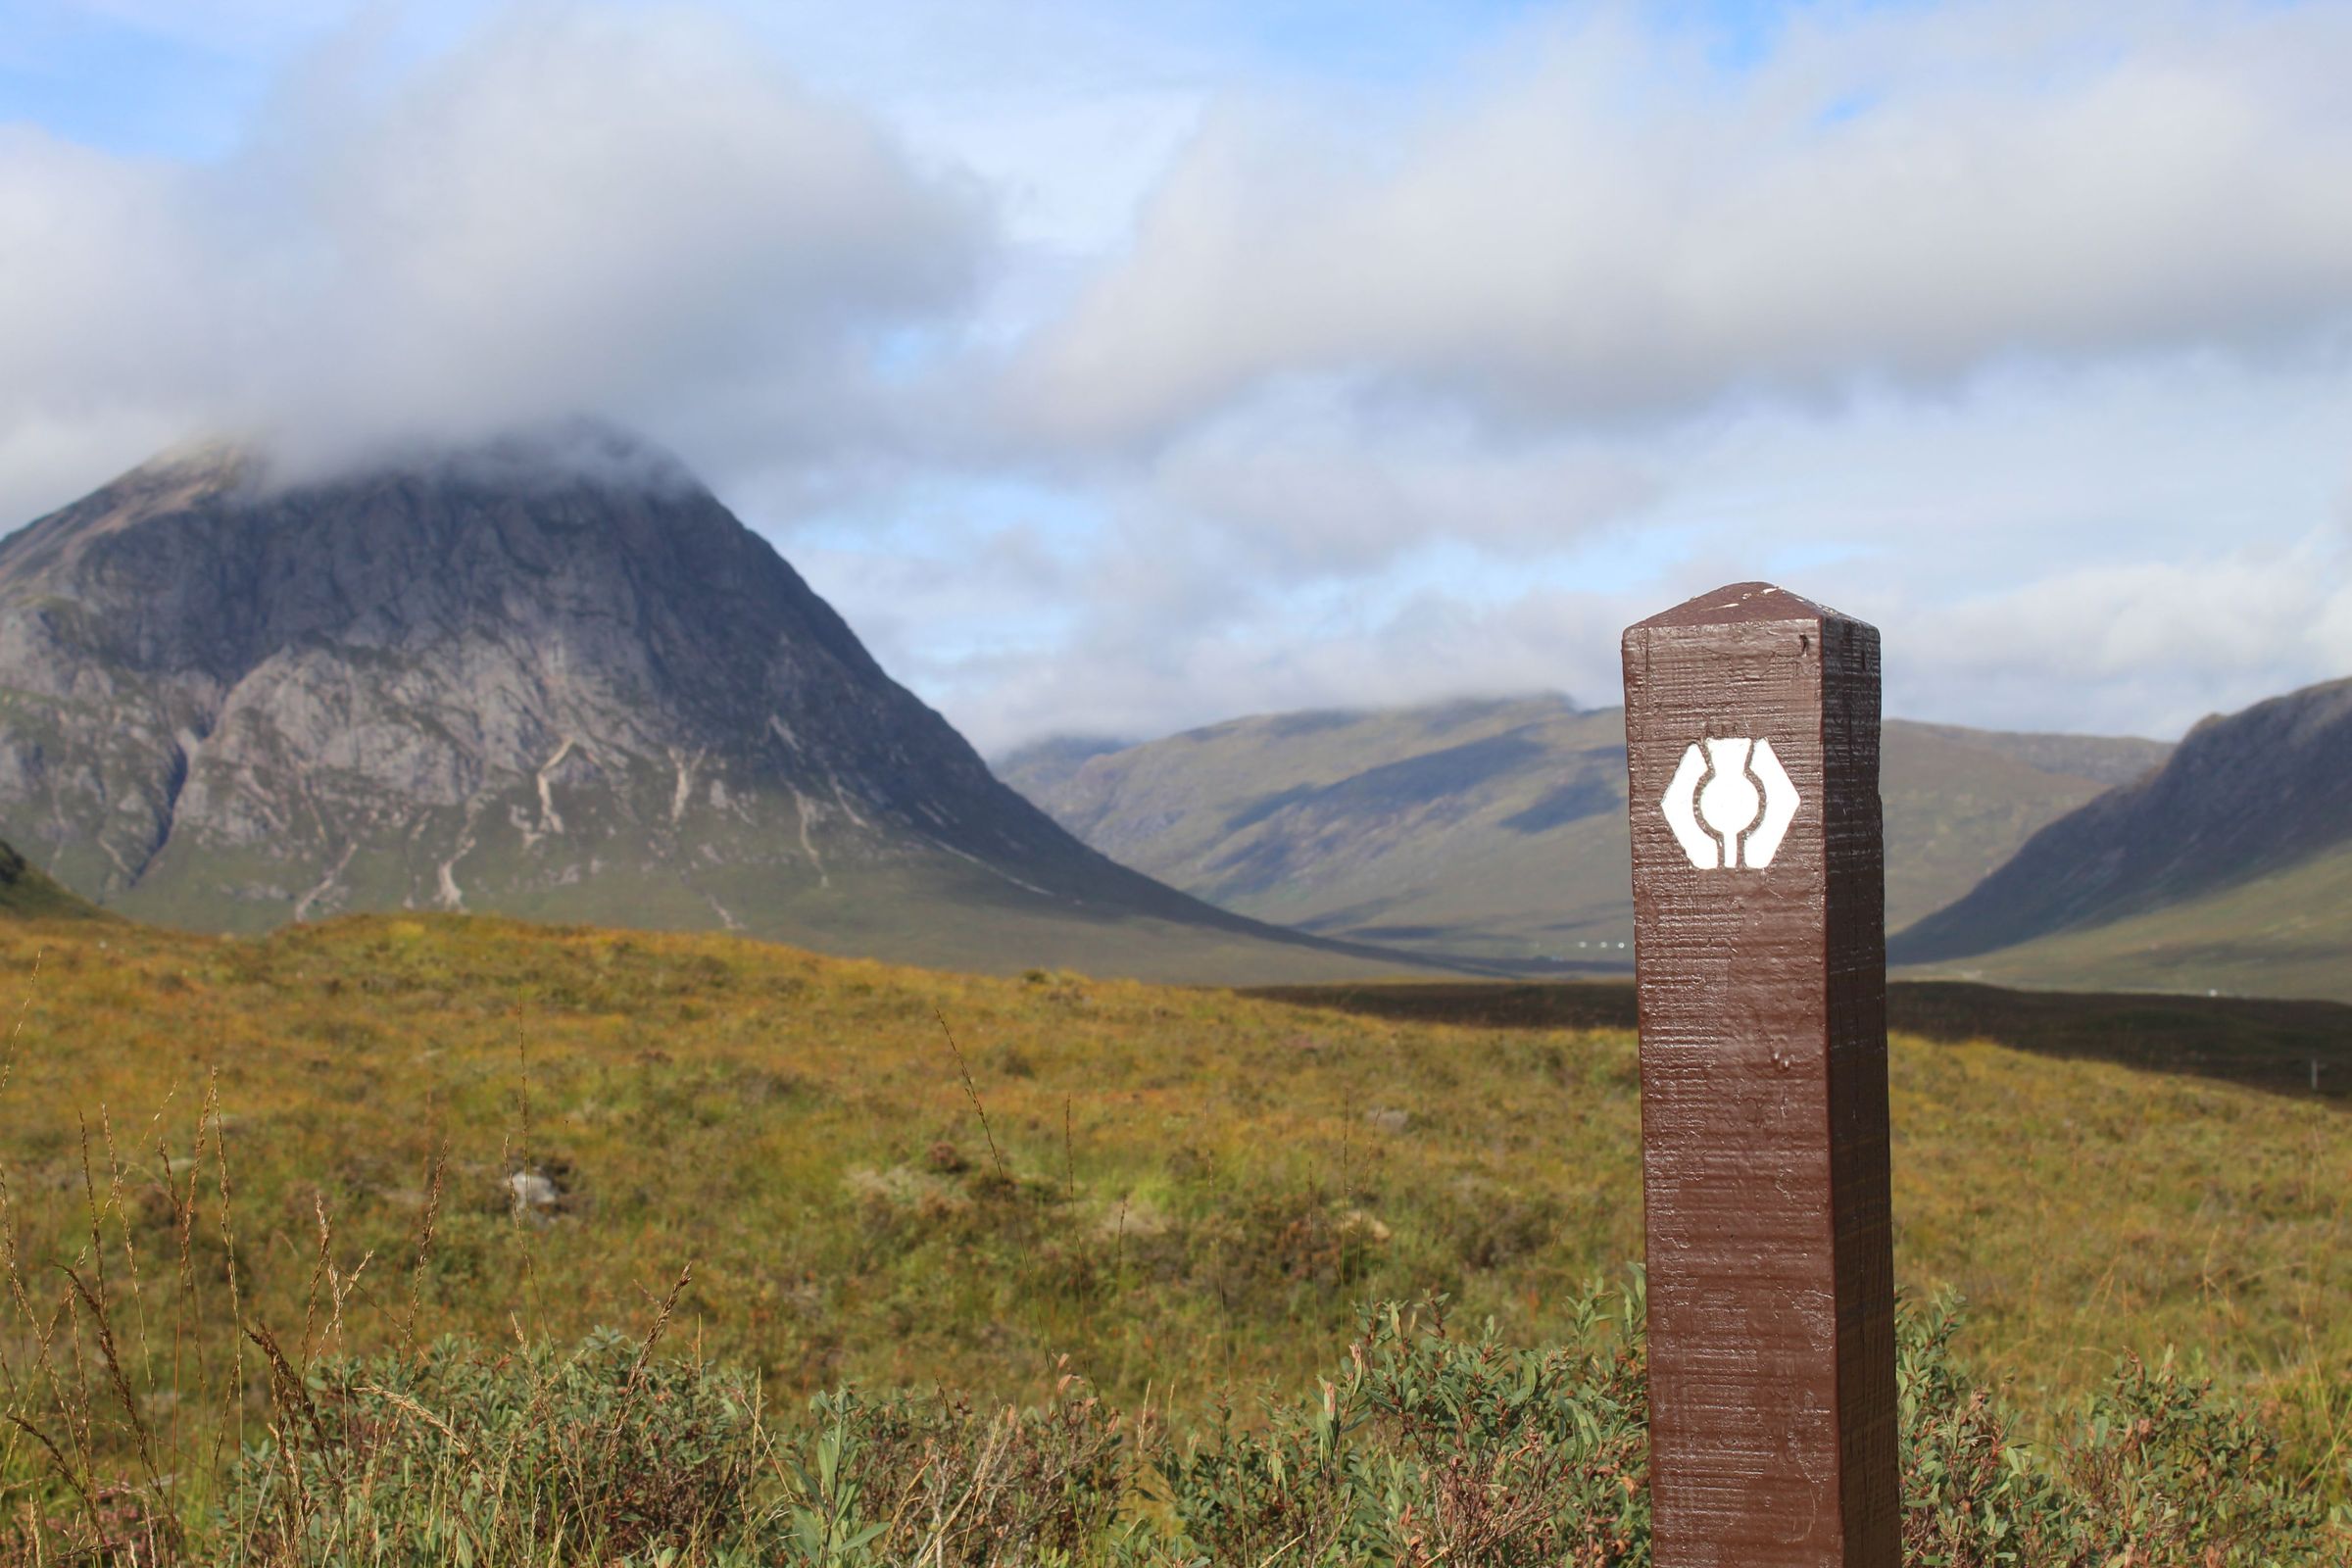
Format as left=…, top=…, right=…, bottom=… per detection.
left=1001, top=695, right=2169, bottom=965
left=1877, top=720, right=2172, bottom=933
left=994, top=734, right=1133, bottom=801
left=1892, top=675, right=2352, bottom=1001
left=0, top=425, right=1419, bottom=982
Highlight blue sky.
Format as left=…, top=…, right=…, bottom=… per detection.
left=4, top=0, right=2350, bottom=751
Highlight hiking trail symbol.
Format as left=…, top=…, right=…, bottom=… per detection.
left=1660, top=736, right=1799, bottom=870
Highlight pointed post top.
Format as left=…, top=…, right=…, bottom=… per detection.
left=1628, top=580, right=1866, bottom=633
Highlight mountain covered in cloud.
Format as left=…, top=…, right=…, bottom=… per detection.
left=0, top=424, right=1415, bottom=982
left=998, top=695, right=2169, bottom=966
left=9, top=4, right=2352, bottom=758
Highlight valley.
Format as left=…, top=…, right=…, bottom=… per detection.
left=0, top=433, right=2343, bottom=1555
left=1002, top=695, right=2172, bottom=968
left=11, top=428, right=2342, bottom=1004
left=1895, top=676, right=2352, bottom=1000
left=9, top=4, right=2351, bottom=1554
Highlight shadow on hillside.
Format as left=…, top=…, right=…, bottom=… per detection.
left=1242, top=978, right=2352, bottom=1107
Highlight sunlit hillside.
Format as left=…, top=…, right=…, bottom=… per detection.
left=1001, top=697, right=2170, bottom=966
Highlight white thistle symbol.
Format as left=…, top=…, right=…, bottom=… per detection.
left=1661, top=737, right=1799, bottom=870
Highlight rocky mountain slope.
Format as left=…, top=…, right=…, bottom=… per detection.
left=1892, top=675, right=2352, bottom=999
left=999, top=696, right=2170, bottom=965
left=0, top=426, right=1415, bottom=981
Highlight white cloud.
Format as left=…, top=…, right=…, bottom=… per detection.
left=1140, top=382, right=1661, bottom=581
left=931, top=566, right=1658, bottom=757
left=1889, top=532, right=2352, bottom=736
left=8, top=0, right=2352, bottom=760
left=0, top=4, right=985, bottom=513
left=1008, top=2, right=2352, bottom=447
left=796, top=343, right=2352, bottom=753
left=929, top=522, right=2352, bottom=756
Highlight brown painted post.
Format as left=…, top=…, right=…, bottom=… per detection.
left=1621, top=582, right=1897, bottom=1567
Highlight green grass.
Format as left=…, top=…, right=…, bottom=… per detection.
left=48, top=1289, right=2337, bottom=1564
left=1903, top=838, right=2352, bottom=1004
left=0, top=911, right=2345, bottom=1556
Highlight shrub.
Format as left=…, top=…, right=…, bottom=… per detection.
left=9, top=1287, right=2341, bottom=1564
left=1126, top=1285, right=2341, bottom=1568
left=1131, top=1289, right=1647, bottom=1566
left=226, top=1326, right=764, bottom=1564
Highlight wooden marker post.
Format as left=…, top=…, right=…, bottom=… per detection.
left=1621, top=582, right=1897, bottom=1567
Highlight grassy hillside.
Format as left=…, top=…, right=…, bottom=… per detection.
left=1890, top=722, right=2175, bottom=787
left=0, top=835, right=107, bottom=920
left=0, top=912, right=2342, bottom=1523
left=67, top=757, right=1448, bottom=986
left=1879, top=721, right=2169, bottom=939
left=1903, top=837, right=2352, bottom=1004
left=1895, top=676, right=2352, bottom=996
left=1004, top=697, right=2168, bottom=965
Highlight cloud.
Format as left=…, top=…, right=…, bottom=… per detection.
left=793, top=340, right=2352, bottom=754
left=820, top=440, right=1665, bottom=755
left=929, top=525, right=2352, bottom=756
left=1139, top=381, right=1661, bottom=582
left=0, top=4, right=986, bottom=510
left=1889, top=531, right=2352, bottom=736
left=933, top=570, right=1646, bottom=756
left=10, top=0, right=2352, bottom=760
left=1007, top=1, right=2352, bottom=447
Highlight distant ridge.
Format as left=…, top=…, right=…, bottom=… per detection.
left=0, top=424, right=1427, bottom=982
left=1892, top=675, right=2352, bottom=1000
left=1002, top=695, right=2169, bottom=965
left=992, top=734, right=1134, bottom=802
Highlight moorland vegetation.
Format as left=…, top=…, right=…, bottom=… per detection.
left=0, top=911, right=2344, bottom=1561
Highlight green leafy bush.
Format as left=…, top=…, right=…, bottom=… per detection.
left=1896, top=1295, right=2337, bottom=1565
left=155, top=1283, right=2338, bottom=1566
left=1129, top=1290, right=1647, bottom=1565
left=228, top=1327, right=765, bottom=1564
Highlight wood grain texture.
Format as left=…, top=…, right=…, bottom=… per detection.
left=1621, top=582, right=1896, bottom=1567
